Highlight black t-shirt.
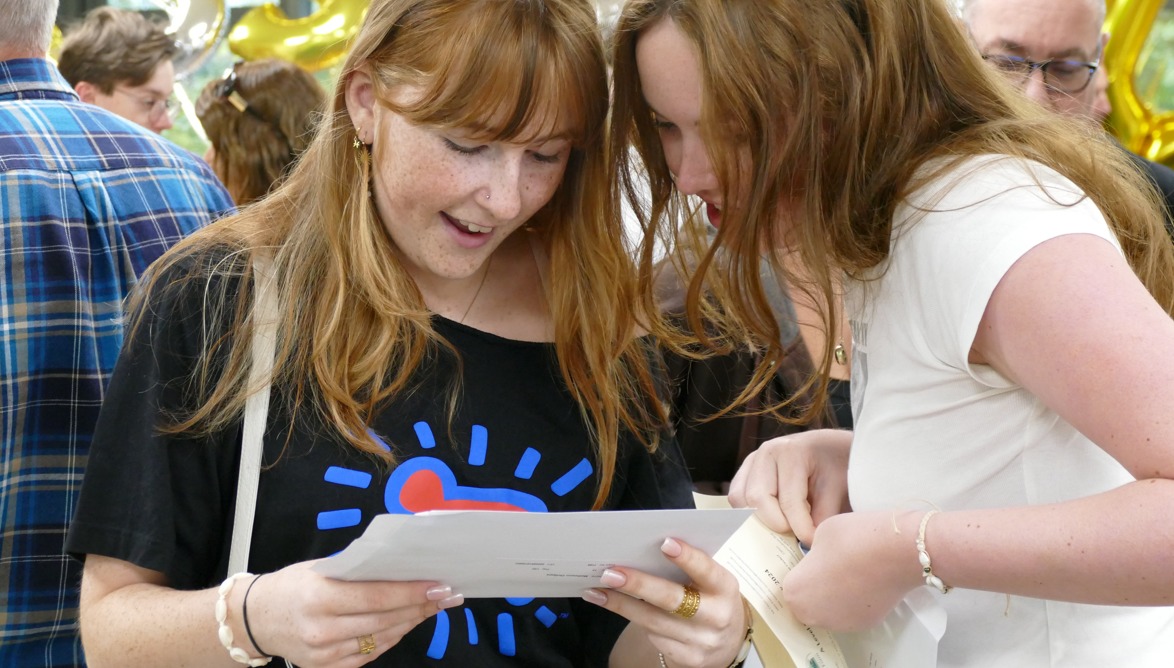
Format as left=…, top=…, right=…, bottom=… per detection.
left=1122, top=145, right=1174, bottom=242
left=66, top=263, right=693, bottom=667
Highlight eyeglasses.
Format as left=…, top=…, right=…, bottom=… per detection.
left=113, top=87, right=176, bottom=121
left=982, top=52, right=1100, bottom=94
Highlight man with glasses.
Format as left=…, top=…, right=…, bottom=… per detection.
left=57, top=6, right=177, bottom=134
left=0, top=2, right=232, bottom=665
left=963, top=0, right=1174, bottom=239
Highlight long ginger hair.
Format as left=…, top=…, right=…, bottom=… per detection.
left=132, top=0, right=665, bottom=509
left=611, top=0, right=1174, bottom=420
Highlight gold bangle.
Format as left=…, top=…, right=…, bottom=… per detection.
left=727, top=598, right=754, bottom=668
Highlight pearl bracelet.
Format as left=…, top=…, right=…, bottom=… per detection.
left=216, top=573, right=273, bottom=666
left=916, top=510, right=952, bottom=594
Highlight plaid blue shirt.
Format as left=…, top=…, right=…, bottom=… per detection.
left=0, top=58, right=233, bottom=667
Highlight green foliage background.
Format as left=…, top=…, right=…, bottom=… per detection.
left=1137, top=5, right=1174, bottom=114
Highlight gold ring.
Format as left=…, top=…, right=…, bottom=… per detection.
left=357, top=634, right=377, bottom=655
left=671, top=585, right=701, bottom=619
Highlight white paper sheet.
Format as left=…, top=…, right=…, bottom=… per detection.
left=313, top=508, right=754, bottom=598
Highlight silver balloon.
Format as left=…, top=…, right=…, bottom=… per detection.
left=150, top=0, right=230, bottom=79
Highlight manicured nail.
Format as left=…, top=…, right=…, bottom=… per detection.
left=600, top=569, right=626, bottom=587
left=661, top=537, right=683, bottom=558
left=582, top=588, right=608, bottom=605
left=426, top=585, right=452, bottom=601
left=438, top=594, right=464, bottom=609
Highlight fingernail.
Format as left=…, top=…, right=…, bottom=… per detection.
left=661, top=537, right=683, bottom=558
left=438, top=594, right=464, bottom=609
left=426, top=585, right=452, bottom=601
left=600, top=569, right=626, bottom=587
left=582, top=588, right=608, bottom=605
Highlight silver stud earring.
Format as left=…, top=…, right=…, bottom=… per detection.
left=484, top=193, right=490, bottom=201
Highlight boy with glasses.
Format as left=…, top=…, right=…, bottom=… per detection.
left=58, top=6, right=178, bottom=134
left=963, top=0, right=1174, bottom=240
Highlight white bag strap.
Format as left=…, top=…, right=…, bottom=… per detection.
left=228, top=256, right=279, bottom=576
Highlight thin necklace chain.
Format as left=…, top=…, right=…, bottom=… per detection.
left=459, top=254, right=492, bottom=324
left=833, top=283, right=848, bottom=366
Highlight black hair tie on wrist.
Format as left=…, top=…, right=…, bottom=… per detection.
left=242, top=573, right=274, bottom=658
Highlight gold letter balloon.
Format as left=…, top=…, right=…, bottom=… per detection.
left=150, top=0, right=229, bottom=78
left=1105, top=0, right=1174, bottom=166
left=228, top=0, right=369, bottom=72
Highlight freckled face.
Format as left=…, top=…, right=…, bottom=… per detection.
left=358, top=85, right=571, bottom=290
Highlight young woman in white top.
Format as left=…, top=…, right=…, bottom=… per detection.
left=609, top=0, right=1174, bottom=665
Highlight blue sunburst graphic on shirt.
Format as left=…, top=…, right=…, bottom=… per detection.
left=317, top=421, right=591, bottom=658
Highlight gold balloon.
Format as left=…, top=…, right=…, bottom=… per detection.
left=150, top=0, right=230, bottom=79
left=1105, top=0, right=1174, bottom=166
left=48, top=26, right=63, bottom=62
left=228, top=0, right=369, bottom=72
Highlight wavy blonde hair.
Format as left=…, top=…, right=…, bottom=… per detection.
left=612, top=0, right=1174, bottom=420
left=132, top=0, right=663, bottom=509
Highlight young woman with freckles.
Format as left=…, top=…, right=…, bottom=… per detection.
left=67, top=1, right=750, bottom=666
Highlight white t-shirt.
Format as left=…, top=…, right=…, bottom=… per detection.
left=845, top=155, right=1174, bottom=667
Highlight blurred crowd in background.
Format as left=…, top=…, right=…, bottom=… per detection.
left=44, top=0, right=1174, bottom=163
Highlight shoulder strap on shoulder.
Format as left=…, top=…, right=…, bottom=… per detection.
left=228, top=254, right=279, bottom=576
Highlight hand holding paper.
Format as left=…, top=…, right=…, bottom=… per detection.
left=695, top=493, right=945, bottom=668
left=313, top=508, right=752, bottom=598
left=586, top=535, right=752, bottom=668
left=727, top=429, right=853, bottom=544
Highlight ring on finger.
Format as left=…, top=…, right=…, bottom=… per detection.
left=357, top=634, right=377, bottom=655
left=670, top=584, right=701, bottom=619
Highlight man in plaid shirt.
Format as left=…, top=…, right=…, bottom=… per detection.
left=0, top=2, right=233, bottom=665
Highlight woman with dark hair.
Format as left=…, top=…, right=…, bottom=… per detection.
left=196, top=59, right=326, bottom=205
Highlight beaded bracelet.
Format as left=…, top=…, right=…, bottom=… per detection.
left=216, top=572, right=273, bottom=666
left=916, top=510, right=952, bottom=594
